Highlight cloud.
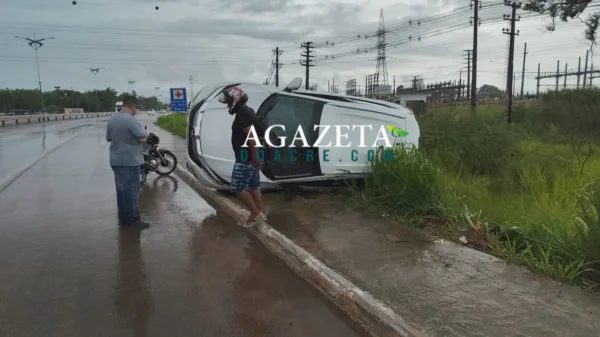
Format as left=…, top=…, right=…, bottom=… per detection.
left=216, top=0, right=300, bottom=13
left=0, top=0, right=596, bottom=99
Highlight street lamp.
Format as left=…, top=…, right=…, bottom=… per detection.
left=128, top=81, right=135, bottom=95
left=15, top=33, right=54, bottom=116
left=86, top=67, right=105, bottom=112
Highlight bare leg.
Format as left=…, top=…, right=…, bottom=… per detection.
left=236, top=191, right=261, bottom=219
left=249, top=188, right=263, bottom=213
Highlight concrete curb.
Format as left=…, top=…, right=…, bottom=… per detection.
left=175, top=164, right=428, bottom=337
left=0, top=126, right=92, bottom=193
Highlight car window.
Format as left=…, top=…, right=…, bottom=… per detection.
left=265, top=95, right=323, bottom=147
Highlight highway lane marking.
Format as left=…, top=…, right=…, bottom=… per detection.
left=0, top=126, right=93, bottom=194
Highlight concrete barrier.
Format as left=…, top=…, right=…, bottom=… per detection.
left=174, top=164, right=428, bottom=337
left=0, top=113, right=115, bottom=127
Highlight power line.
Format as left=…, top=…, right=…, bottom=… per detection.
left=284, top=12, right=545, bottom=67
left=0, top=55, right=273, bottom=65
left=312, top=3, right=505, bottom=49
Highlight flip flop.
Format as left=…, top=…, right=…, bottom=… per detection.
left=243, top=213, right=266, bottom=228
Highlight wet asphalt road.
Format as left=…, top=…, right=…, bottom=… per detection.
left=0, top=119, right=368, bottom=337
left=0, top=116, right=110, bottom=184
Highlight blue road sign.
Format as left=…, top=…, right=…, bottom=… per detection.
left=170, top=88, right=188, bottom=112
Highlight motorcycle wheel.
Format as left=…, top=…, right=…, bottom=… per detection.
left=156, top=150, right=177, bottom=175
left=140, top=170, right=147, bottom=185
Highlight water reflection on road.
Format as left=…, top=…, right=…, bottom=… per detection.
left=0, top=122, right=368, bottom=337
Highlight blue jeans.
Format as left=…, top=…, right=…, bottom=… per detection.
left=112, top=166, right=141, bottom=224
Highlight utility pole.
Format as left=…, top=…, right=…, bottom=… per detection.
left=536, top=63, right=540, bottom=98
left=502, top=0, right=521, bottom=124
left=520, top=42, right=527, bottom=98
left=15, top=33, right=55, bottom=116
left=577, top=56, right=582, bottom=88
left=189, top=75, right=195, bottom=101
left=563, top=63, right=568, bottom=89
left=555, top=60, right=560, bottom=92
left=86, top=67, right=104, bottom=112
left=273, top=47, right=283, bottom=87
left=463, top=49, right=472, bottom=100
left=470, top=0, right=481, bottom=115
left=459, top=69, right=463, bottom=99
left=300, top=42, right=315, bottom=90
left=583, top=49, right=589, bottom=88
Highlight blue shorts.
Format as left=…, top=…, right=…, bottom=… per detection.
left=230, top=162, right=260, bottom=193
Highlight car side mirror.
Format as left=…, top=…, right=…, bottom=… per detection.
left=144, top=125, right=147, bottom=130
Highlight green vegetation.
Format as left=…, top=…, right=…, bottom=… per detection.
left=351, top=89, right=600, bottom=285
left=156, top=113, right=187, bottom=138
left=0, top=88, right=167, bottom=113
left=153, top=89, right=599, bottom=285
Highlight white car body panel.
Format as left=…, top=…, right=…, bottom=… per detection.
left=197, top=83, right=273, bottom=184
left=318, top=102, right=417, bottom=176
left=186, top=80, right=420, bottom=191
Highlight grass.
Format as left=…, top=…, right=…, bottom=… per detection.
left=156, top=113, right=187, bottom=139
left=350, top=89, right=600, bottom=286
left=154, top=90, right=600, bottom=286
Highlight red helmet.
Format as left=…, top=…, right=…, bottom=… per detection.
left=218, top=86, right=248, bottom=113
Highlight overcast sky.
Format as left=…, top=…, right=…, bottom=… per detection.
left=0, top=0, right=598, bottom=100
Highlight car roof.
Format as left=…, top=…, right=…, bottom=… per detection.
left=195, top=80, right=411, bottom=117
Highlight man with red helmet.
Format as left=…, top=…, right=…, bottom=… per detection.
left=218, top=86, right=266, bottom=227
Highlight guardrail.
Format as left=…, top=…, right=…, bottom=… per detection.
left=0, top=112, right=115, bottom=127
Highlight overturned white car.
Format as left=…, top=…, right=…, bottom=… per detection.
left=185, top=78, right=420, bottom=191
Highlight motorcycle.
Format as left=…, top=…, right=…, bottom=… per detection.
left=140, top=125, right=178, bottom=184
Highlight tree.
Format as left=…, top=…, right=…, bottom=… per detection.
left=478, top=84, right=504, bottom=99
left=0, top=88, right=165, bottom=114
left=523, top=0, right=599, bottom=47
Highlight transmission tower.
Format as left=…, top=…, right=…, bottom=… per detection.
left=375, top=8, right=389, bottom=86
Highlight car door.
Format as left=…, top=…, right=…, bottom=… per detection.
left=256, top=93, right=324, bottom=181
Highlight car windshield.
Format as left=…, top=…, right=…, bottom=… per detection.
left=188, top=84, right=222, bottom=111
left=191, top=85, right=221, bottom=106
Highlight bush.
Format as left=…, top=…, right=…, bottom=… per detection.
left=354, top=89, right=600, bottom=284
left=349, top=145, right=446, bottom=219
left=417, top=111, right=522, bottom=177
left=515, top=88, right=600, bottom=143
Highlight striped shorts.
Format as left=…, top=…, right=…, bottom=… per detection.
left=230, top=162, right=260, bottom=192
